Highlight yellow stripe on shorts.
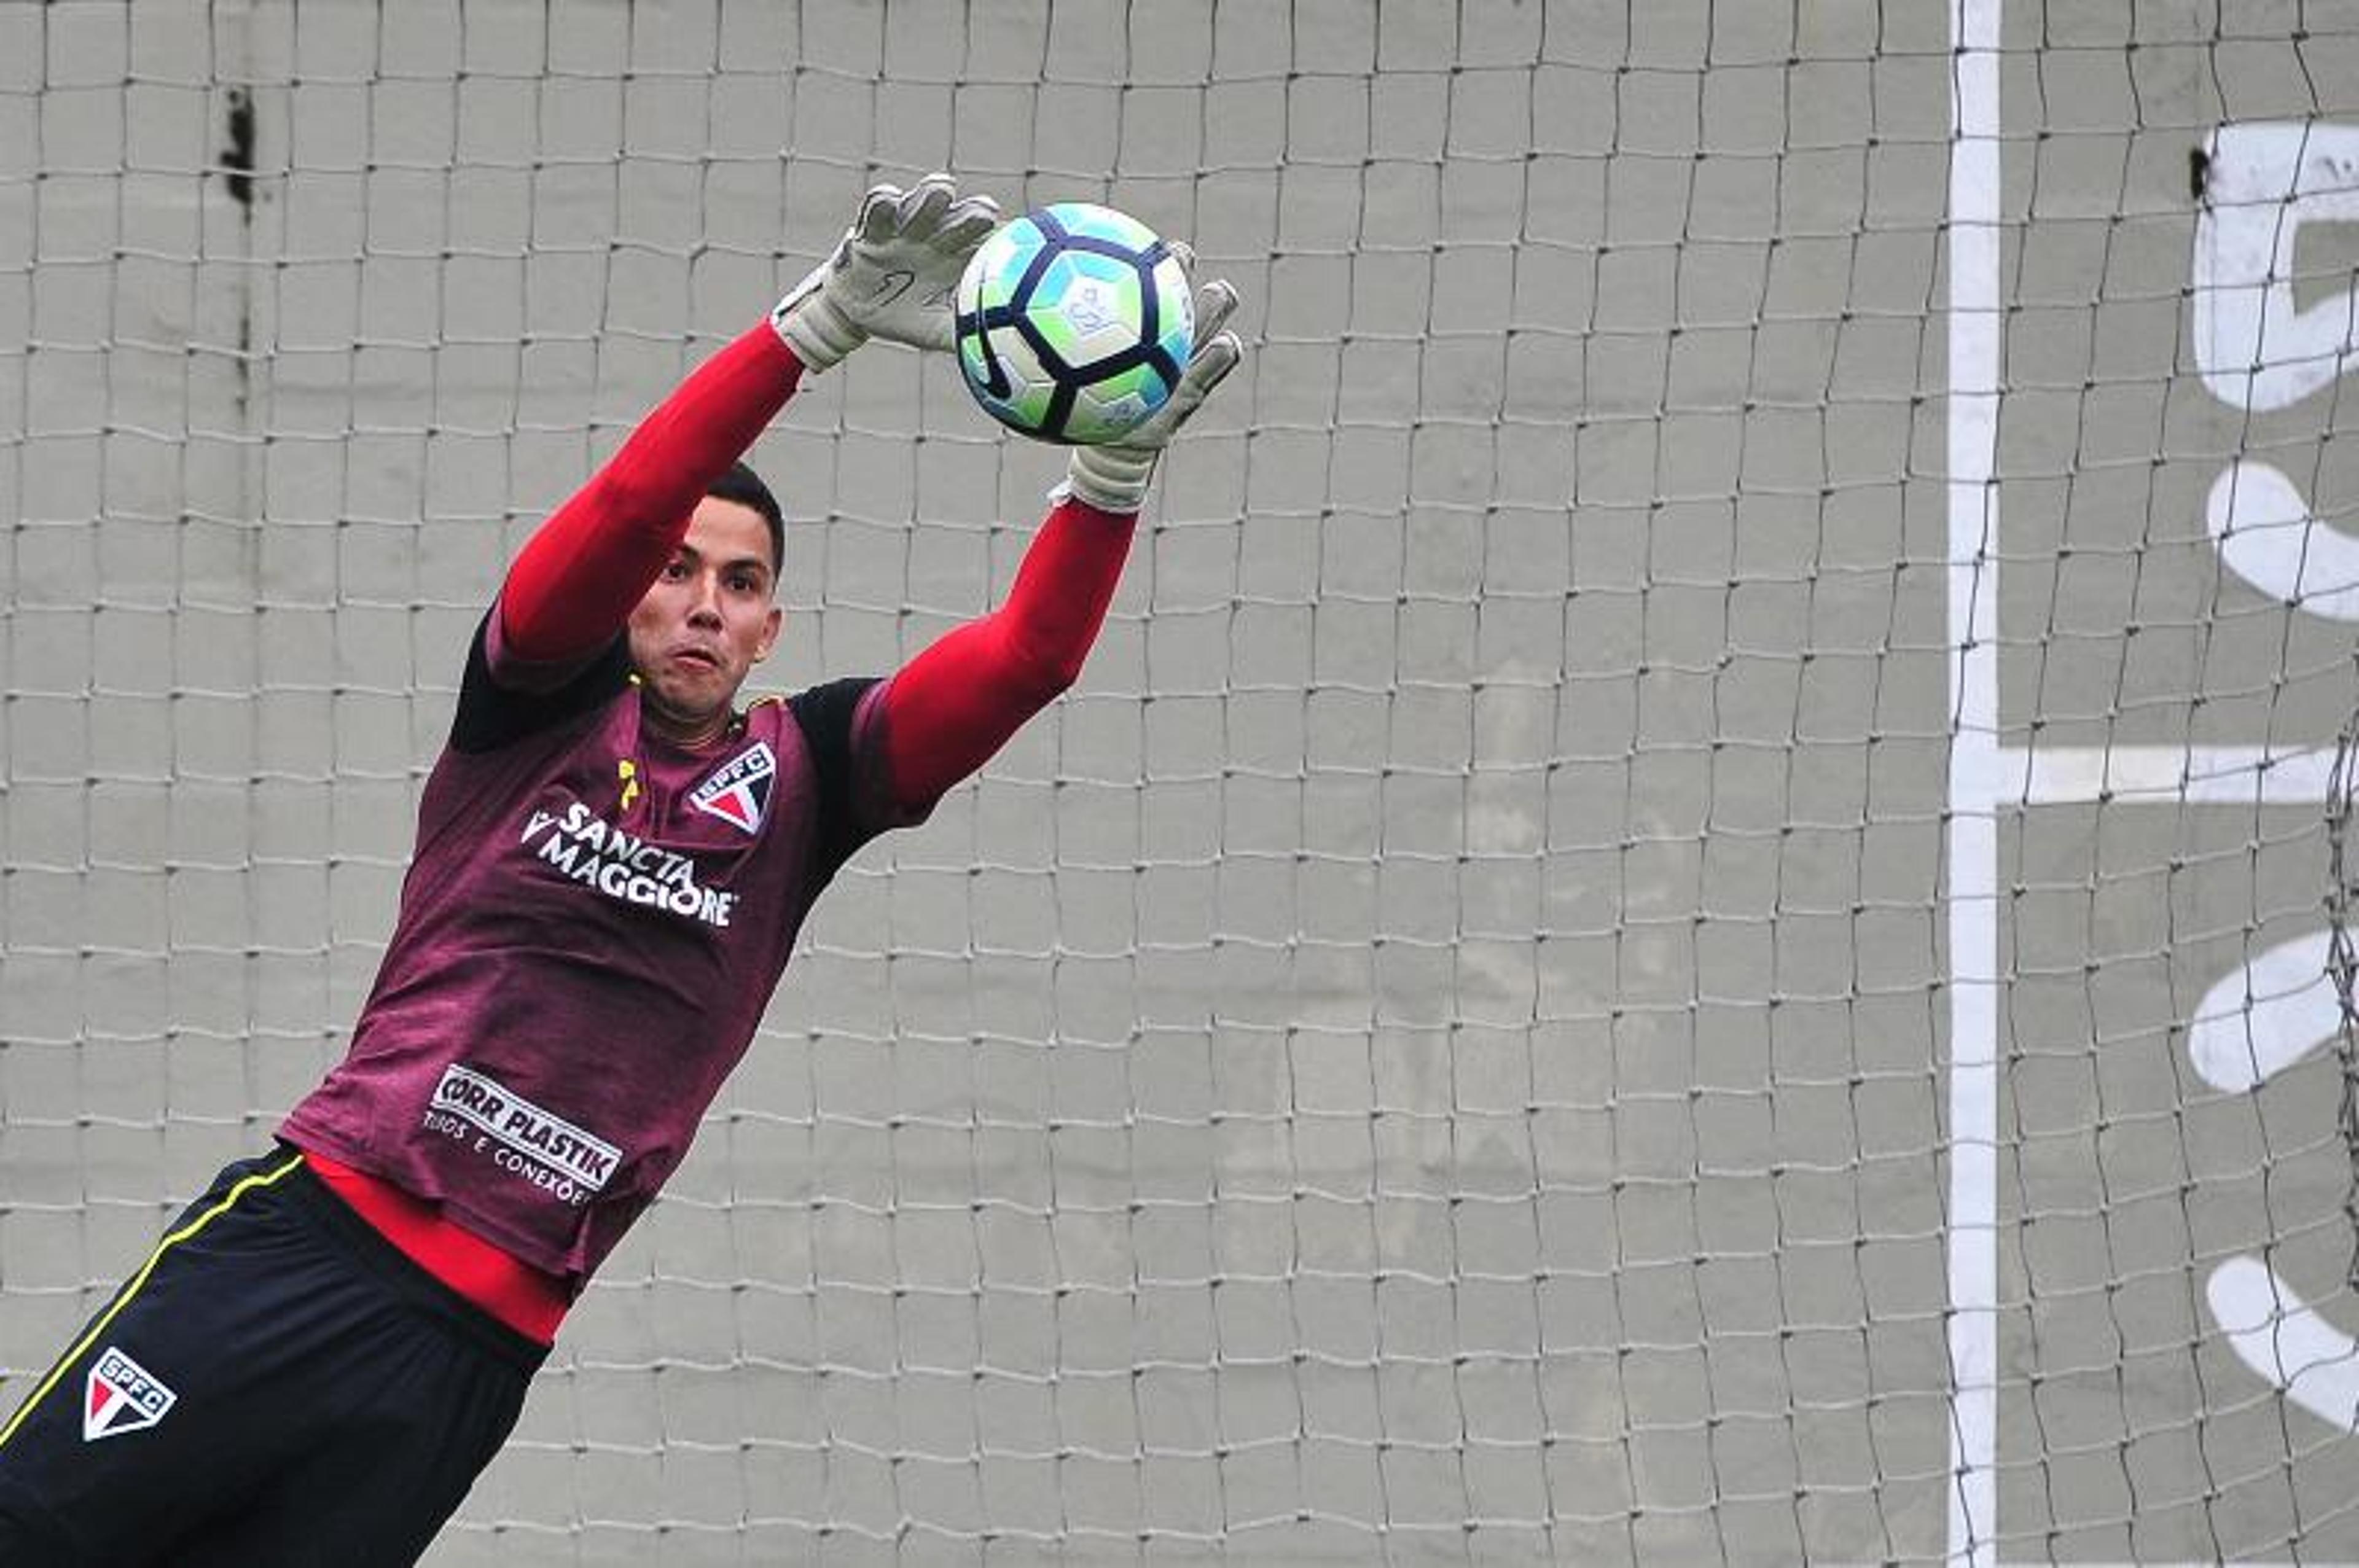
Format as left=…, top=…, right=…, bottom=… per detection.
left=0, top=1152, right=308, bottom=1451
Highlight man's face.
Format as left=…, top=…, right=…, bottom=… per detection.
left=627, top=496, right=782, bottom=744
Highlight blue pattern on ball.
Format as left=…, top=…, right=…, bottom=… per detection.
left=954, top=202, right=1193, bottom=447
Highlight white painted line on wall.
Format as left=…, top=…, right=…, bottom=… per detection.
left=2208, top=1257, right=2359, bottom=1432
left=2186, top=930, right=2340, bottom=1094
left=1946, top=3, right=2004, bottom=1565
left=2005, top=743, right=2336, bottom=806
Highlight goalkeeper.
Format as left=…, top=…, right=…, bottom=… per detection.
left=0, top=173, right=1242, bottom=1566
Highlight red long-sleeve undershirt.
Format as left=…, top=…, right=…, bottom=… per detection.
left=323, top=322, right=1140, bottom=1338
left=878, top=494, right=1135, bottom=803
left=498, top=325, right=803, bottom=667
left=496, top=321, right=1137, bottom=808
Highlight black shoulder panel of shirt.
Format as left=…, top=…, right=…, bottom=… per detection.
left=448, top=611, right=635, bottom=755
left=788, top=676, right=882, bottom=876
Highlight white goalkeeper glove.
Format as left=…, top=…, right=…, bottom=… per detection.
left=1057, top=269, right=1244, bottom=515
left=770, top=173, right=1002, bottom=372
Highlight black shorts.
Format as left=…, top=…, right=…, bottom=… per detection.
left=0, top=1147, right=546, bottom=1567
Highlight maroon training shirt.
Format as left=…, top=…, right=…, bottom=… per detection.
left=280, top=614, right=923, bottom=1283
left=275, top=322, right=1138, bottom=1294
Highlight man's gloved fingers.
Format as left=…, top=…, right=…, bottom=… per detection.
left=894, top=176, right=958, bottom=242
left=1165, top=240, right=1195, bottom=276
left=855, top=183, right=905, bottom=245
left=1190, top=279, right=1239, bottom=350
left=937, top=198, right=1003, bottom=256
left=1178, top=329, right=1243, bottom=405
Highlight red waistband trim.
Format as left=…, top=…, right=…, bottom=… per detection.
left=302, top=1150, right=570, bottom=1344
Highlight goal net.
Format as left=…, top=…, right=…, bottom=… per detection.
left=4, top=1, right=2358, bottom=1561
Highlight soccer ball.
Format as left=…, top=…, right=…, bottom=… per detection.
left=954, top=203, right=1194, bottom=447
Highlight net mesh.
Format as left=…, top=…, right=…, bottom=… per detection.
left=3, top=1, right=2358, bottom=1562
left=2330, top=690, right=2359, bottom=1297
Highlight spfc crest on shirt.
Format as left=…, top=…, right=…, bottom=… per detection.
left=689, top=740, right=776, bottom=834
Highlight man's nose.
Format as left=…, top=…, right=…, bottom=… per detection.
left=686, top=573, right=724, bottom=623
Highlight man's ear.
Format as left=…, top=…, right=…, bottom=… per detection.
left=754, top=604, right=783, bottom=663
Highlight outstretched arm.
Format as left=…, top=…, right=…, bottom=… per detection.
left=498, top=174, right=1002, bottom=671
left=875, top=277, right=1246, bottom=809
left=877, top=497, right=1136, bottom=806
left=497, top=326, right=805, bottom=668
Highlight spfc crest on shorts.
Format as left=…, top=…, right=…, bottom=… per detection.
left=84, top=1346, right=176, bottom=1441
left=689, top=741, right=776, bottom=834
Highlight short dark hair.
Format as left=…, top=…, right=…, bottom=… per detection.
left=706, top=460, right=784, bottom=577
